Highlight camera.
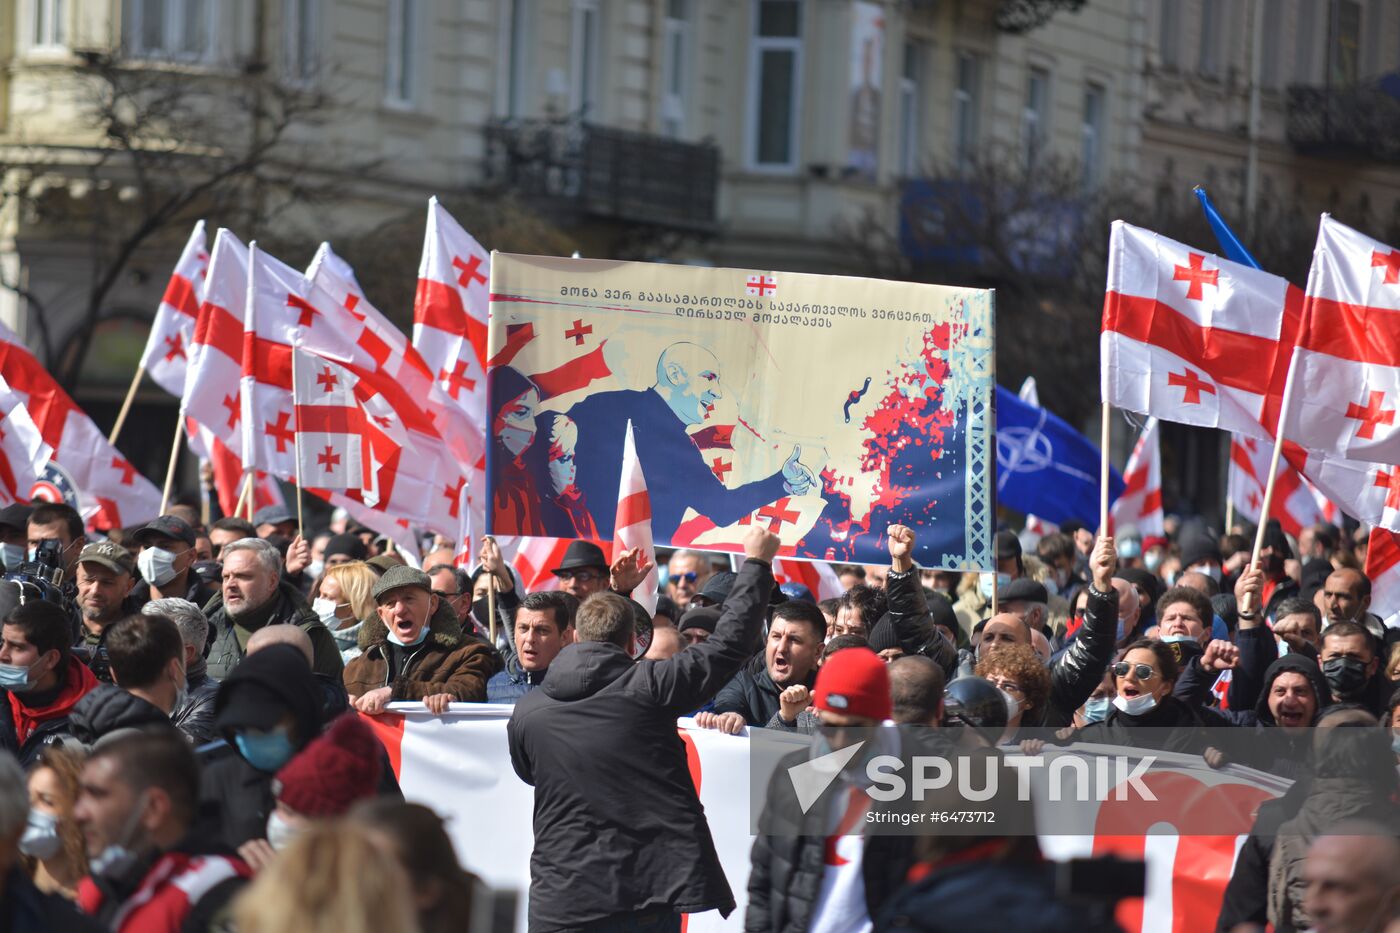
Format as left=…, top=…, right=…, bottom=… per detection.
left=4, top=539, right=67, bottom=605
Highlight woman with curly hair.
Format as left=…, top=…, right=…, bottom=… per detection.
left=975, top=643, right=1051, bottom=744
left=22, top=745, right=88, bottom=900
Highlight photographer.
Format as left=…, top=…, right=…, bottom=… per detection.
left=25, top=504, right=86, bottom=595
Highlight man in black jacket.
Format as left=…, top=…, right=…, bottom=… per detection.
left=508, top=525, right=782, bottom=932
left=710, top=599, right=825, bottom=729
left=143, top=598, right=221, bottom=746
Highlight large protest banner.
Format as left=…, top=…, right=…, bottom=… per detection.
left=365, top=707, right=1290, bottom=933
left=485, top=256, right=995, bottom=569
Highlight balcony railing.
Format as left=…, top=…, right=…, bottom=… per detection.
left=484, top=118, right=720, bottom=234
left=1287, top=80, right=1400, bottom=164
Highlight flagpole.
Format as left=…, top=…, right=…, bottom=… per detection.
left=290, top=342, right=305, bottom=539
left=1100, top=402, right=1111, bottom=534
left=487, top=573, right=497, bottom=646
left=107, top=365, right=145, bottom=446
left=1243, top=362, right=1304, bottom=615
left=158, top=416, right=185, bottom=514
left=234, top=471, right=253, bottom=518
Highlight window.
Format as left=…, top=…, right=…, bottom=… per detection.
left=32, top=0, right=65, bottom=49
left=897, top=41, right=922, bottom=177
left=502, top=0, right=531, bottom=117
left=571, top=0, right=601, bottom=118
left=1198, top=0, right=1223, bottom=77
left=749, top=0, right=803, bottom=170
left=661, top=0, right=690, bottom=137
left=1330, top=0, right=1362, bottom=86
left=1021, top=67, right=1050, bottom=168
left=1081, top=83, right=1105, bottom=188
left=385, top=0, right=418, bottom=105
left=1158, top=0, right=1179, bottom=68
left=953, top=52, right=981, bottom=174
left=284, top=0, right=318, bottom=82
left=123, top=0, right=213, bottom=59
left=1260, top=0, right=1283, bottom=88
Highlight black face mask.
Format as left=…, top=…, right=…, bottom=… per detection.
left=471, top=597, right=493, bottom=632
left=1322, top=656, right=1369, bottom=698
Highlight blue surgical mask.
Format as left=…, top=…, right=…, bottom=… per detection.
left=1083, top=697, right=1111, bottom=723
left=979, top=573, right=1011, bottom=601
left=1113, top=693, right=1159, bottom=717
left=386, top=625, right=430, bottom=648
left=234, top=728, right=297, bottom=773
left=1161, top=634, right=1196, bottom=645
left=0, top=661, right=35, bottom=692
left=1143, top=551, right=1164, bottom=574
left=1118, top=539, right=1142, bottom=560
left=0, top=543, right=25, bottom=571
left=1392, top=732, right=1400, bottom=756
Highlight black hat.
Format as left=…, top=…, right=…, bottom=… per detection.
left=997, top=578, right=1048, bottom=604
left=996, top=530, right=1022, bottom=561
left=253, top=505, right=295, bottom=528
left=1116, top=568, right=1162, bottom=608
left=323, top=532, right=369, bottom=562
left=690, top=571, right=736, bottom=608
left=678, top=606, right=721, bottom=635
left=133, top=514, right=197, bottom=549
left=867, top=619, right=900, bottom=653
left=1180, top=533, right=1222, bottom=569
left=0, top=503, right=32, bottom=532
left=550, top=540, right=609, bottom=575
left=214, top=644, right=322, bottom=745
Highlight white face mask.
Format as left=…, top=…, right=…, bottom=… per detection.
left=19, top=809, right=62, bottom=859
left=979, top=573, right=1011, bottom=600
left=1188, top=563, right=1222, bottom=584
left=1113, top=693, right=1159, bottom=716
left=312, top=597, right=339, bottom=629
left=266, top=809, right=298, bottom=851
left=137, top=547, right=180, bottom=587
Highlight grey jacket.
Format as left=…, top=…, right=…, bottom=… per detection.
left=203, top=580, right=343, bottom=681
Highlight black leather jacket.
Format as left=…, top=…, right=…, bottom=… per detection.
left=883, top=567, right=958, bottom=677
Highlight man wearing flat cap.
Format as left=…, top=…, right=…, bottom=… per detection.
left=342, top=565, right=502, bottom=714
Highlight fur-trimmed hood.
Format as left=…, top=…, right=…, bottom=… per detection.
left=357, top=597, right=465, bottom=652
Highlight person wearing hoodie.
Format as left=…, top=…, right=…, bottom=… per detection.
left=1266, top=711, right=1400, bottom=933
left=310, top=562, right=378, bottom=664
left=68, top=615, right=187, bottom=747
left=0, top=594, right=98, bottom=767
left=203, top=538, right=342, bottom=682
left=343, top=566, right=501, bottom=713
left=197, top=644, right=327, bottom=849
left=507, top=525, right=781, bottom=933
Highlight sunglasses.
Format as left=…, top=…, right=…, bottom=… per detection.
left=673, top=571, right=698, bottom=583
left=1110, top=662, right=1158, bottom=680
left=556, top=570, right=604, bottom=583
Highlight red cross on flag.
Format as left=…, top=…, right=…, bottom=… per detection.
left=1281, top=216, right=1400, bottom=464
left=290, top=347, right=392, bottom=494
left=413, top=198, right=490, bottom=447
left=0, top=375, right=51, bottom=507
left=669, top=494, right=827, bottom=554
left=1227, top=437, right=1328, bottom=539
left=614, top=420, right=659, bottom=615
left=139, top=220, right=207, bottom=399
left=1282, top=441, right=1400, bottom=534
left=181, top=229, right=250, bottom=459
left=1101, top=221, right=1302, bottom=439
left=1365, top=526, right=1400, bottom=631
left=0, top=322, right=161, bottom=528
left=1108, top=417, right=1163, bottom=538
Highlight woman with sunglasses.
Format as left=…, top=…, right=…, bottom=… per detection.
left=1070, top=638, right=1218, bottom=753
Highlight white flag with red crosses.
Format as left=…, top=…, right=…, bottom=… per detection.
left=0, top=375, right=51, bottom=507
left=290, top=347, right=386, bottom=494
left=1365, top=526, right=1400, bottom=630
left=140, top=220, right=208, bottom=398
left=1282, top=215, right=1400, bottom=464
left=1101, top=221, right=1303, bottom=440
left=1108, top=417, right=1163, bottom=538
left=614, top=421, right=659, bottom=616
left=1227, top=437, right=1327, bottom=538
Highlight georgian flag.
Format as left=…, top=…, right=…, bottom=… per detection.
left=614, top=421, right=659, bottom=615
left=1281, top=441, right=1400, bottom=534
left=772, top=558, right=844, bottom=601
left=1227, top=437, right=1328, bottom=539
left=0, top=323, right=161, bottom=528
left=1101, top=221, right=1302, bottom=439
left=0, top=375, right=51, bottom=506
left=291, top=347, right=386, bottom=494
left=1109, top=417, right=1163, bottom=537
left=1365, top=526, right=1400, bottom=630
left=140, top=221, right=208, bottom=398
left=182, top=229, right=250, bottom=458
left=1282, top=215, right=1400, bottom=464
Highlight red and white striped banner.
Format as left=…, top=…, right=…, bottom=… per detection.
left=364, top=708, right=1288, bottom=933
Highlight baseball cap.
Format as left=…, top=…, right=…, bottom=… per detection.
left=133, top=514, right=197, bottom=549
left=253, top=505, right=295, bottom=528
left=77, top=541, right=135, bottom=576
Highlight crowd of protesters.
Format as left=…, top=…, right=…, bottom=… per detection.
left=0, top=496, right=1397, bottom=933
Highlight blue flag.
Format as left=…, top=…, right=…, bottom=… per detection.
left=1194, top=186, right=1262, bottom=269
left=996, top=385, right=1124, bottom=526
